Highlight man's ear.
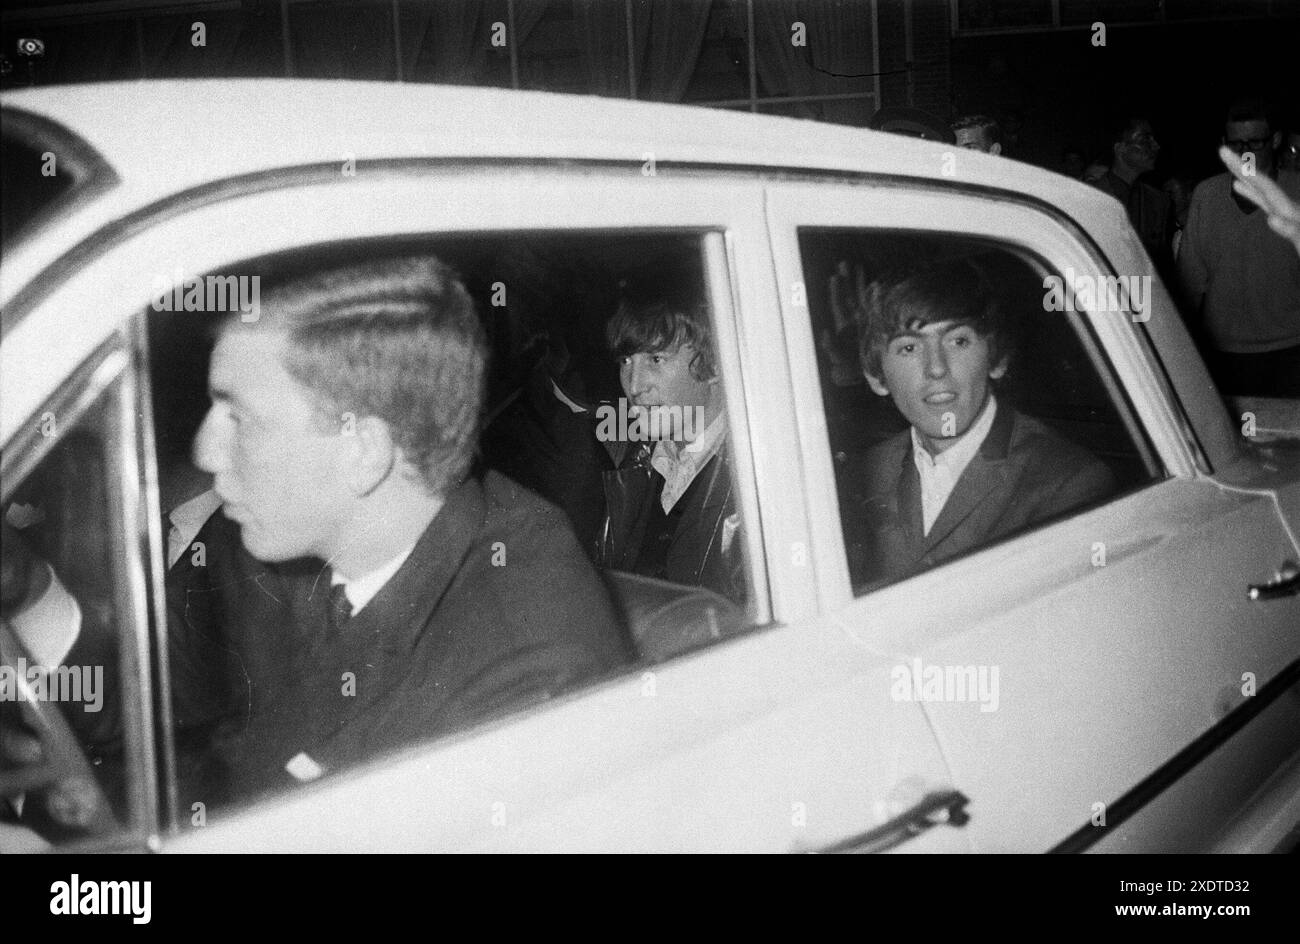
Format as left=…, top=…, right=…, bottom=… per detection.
left=865, top=372, right=891, bottom=397
left=1271, top=130, right=1283, bottom=150
left=989, top=354, right=1009, bottom=381
left=989, top=142, right=1002, bottom=156
left=345, top=415, right=397, bottom=497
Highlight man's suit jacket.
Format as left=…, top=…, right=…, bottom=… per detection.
left=599, top=447, right=745, bottom=605
left=843, top=404, right=1116, bottom=587
left=167, top=470, right=631, bottom=805
left=479, top=359, right=613, bottom=556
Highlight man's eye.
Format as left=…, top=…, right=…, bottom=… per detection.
left=651, top=355, right=666, bottom=365
left=950, top=335, right=972, bottom=348
left=895, top=343, right=915, bottom=355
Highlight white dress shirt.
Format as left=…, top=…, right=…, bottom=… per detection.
left=329, top=543, right=417, bottom=615
left=166, top=488, right=223, bottom=568
left=651, top=412, right=727, bottom=513
left=911, top=394, right=998, bottom=536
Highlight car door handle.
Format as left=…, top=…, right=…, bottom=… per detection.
left=798, top=790, right=971, bottom=854
left=1248, top=561, right=1300, bottom=601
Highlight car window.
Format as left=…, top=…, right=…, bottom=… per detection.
left=142, top=231, right=763, bottom=823
left=0, top=132, right=75, bottom=248
left=1, top=355, right=144, bottom=851
left=0, top=106, right=115, bottom=258
left=798, top=230, right=1164, bottom=595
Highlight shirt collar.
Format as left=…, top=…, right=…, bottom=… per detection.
left=330, top=542, right=418, bottom=614
left=651, top=411, right=728, bottom=512
left=168, top=488, right=222, bottom=540
left=911, top=393, right=998, bottom=476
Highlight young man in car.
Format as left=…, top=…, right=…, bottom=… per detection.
left=597, top=295, right=745, bottom=605
left=1, top=255, right=632, bottom=819
left=845, top=258, right=1114, bottom=586
left=170, top=255, right=631, bottom=803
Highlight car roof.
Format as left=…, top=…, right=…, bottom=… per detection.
left=2, top=79, right=1114, bottom=221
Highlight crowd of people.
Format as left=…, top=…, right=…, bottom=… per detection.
left=947, top=98, right=1300, bottom=398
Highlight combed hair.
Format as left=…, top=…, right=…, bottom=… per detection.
left=605, top=296, right=717, bottom=381
left=224, top=255, right=486, bottom=495
left=951, top=114, right=1001, bottom=145
left=858, top=258, right=1011, bottom=381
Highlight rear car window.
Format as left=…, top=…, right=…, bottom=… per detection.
left=798, top=229, right=1164, bottom=595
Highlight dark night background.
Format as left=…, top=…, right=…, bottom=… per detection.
left=2, top=1, right=1297, bottom=185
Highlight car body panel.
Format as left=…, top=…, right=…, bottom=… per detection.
left=2, top=81, right=1297, bottom=852
left=163, top=621, right=964, bottom=853
left=764, top=177, right=1300, bottom=850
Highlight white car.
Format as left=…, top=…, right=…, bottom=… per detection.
left=2, top=80, right=1298, bottom=853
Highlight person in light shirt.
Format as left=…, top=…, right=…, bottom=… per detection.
left=597, top=296, right=745, bottom=604
left=845, top=258, right=1114, bottom=586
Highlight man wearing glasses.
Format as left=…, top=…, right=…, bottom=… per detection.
left=1179, top=98, right=1300, bottom=397
left=1092, top=118, right=1174, bottom=276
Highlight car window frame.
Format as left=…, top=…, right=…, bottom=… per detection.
left=0, top=107, right=119, bottom=317
left=764, top=177, right=1201, bottom=612
left=3, top=162, right=802, bottom=617
left=3, top=163, right=845, bottom=843
left=0, top=332, right=164, bottom=851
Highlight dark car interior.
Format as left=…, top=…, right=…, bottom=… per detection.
left=797, top=229, right=1162, bottom=592
left=146, top=232, right=751, bottom=671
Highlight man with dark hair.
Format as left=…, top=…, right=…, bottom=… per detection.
left=845, top=258, right=1113, bottom=586
left=1179, top=98, right=1300, bottom=396
left=951, top=114, right=1002, bottom=155
left=597, top=295, right=745, bottom=604
left=171, top=254, right=629, bottom=802
left=1091, top=117, right=1174, bottom=273
left=1061, top=146, right=1087, bottom=180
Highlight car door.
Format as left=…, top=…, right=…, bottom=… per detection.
left=4, top=156, right=970, bottom=852
left=0, top=330, right=165, bottom=853
left=766, top=177, right=1300, bottom=852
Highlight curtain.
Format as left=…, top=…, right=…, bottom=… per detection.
left=290, top=1, right=397, bottom=80
left=631, top=0, right=713, bottom=102
left=577, top=0, right=713, bottom=102
left=403, top=0, right=546, bottom=85
left=753, top=0, right=874, bottom=119
left=576, top=0, right=632, bottom=97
